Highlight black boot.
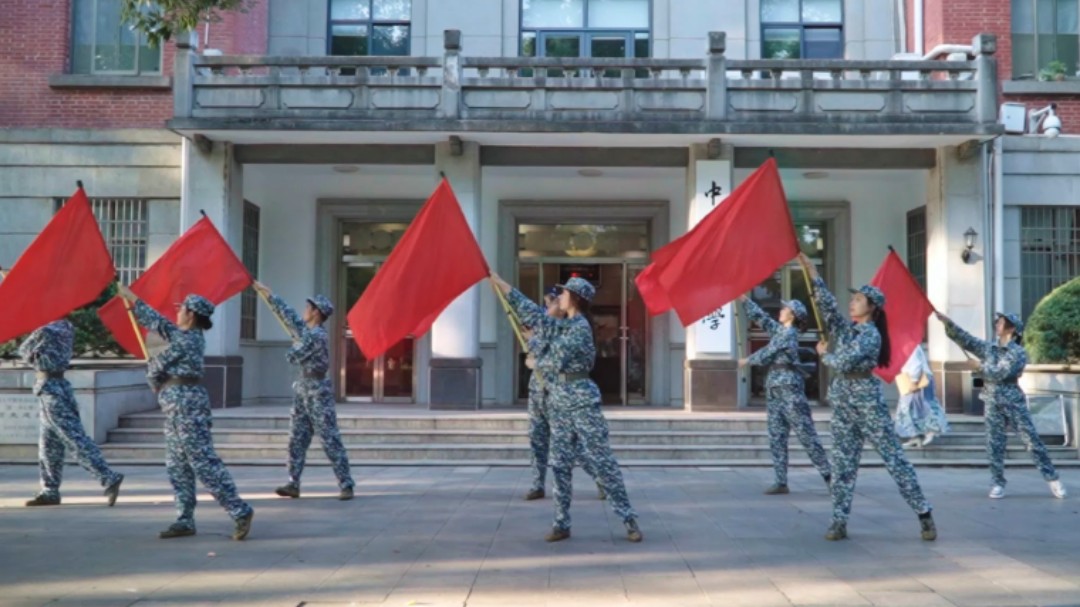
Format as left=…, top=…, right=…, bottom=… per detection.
left=524, top=488, right=545, bottom=501
left=545, top=526, right=571, bottom=542
left=919, top=512, right=937, bottom=541
left=275, top=484, right=300, bottom=498
left=159, top=522, right=196, bottom=539
left=825, top=521, right=847, bottom=541
left=625, top=519, right=643, bottom=543
left=25, top=494, right=60, bottom=507
left=104, top=475, right=124, bottom=507
left=233, top=511, right=254, bottom=541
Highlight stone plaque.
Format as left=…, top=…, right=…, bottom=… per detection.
left=0, top=394, right=39, bottom=444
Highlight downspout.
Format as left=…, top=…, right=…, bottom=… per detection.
left=993, top=136, right=1005, bottom=320
left=898, top=0, right=907, bottom=53
left=914, top=0, right=924, bottom=54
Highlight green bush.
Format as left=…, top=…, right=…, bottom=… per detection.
left=1026, top=276, right=1080, bottom=364
left=0, top=283, right=129, bottom=362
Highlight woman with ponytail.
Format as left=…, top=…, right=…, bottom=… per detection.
left=798, top=253, right=935, bottom=542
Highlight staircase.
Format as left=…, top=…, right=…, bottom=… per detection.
left=89, top=406, right=1080, bottom=467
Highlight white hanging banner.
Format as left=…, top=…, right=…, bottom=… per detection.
left=690, top=159, right=734, bottom=356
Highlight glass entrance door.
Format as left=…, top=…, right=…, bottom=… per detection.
left=340, top=263, right=415, bottom=402
left=746, top=222, right=829, bottom=404
left=515, top=260, right=648, bottom=406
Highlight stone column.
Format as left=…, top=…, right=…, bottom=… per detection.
left=683, top=142, right=744, bottom=411
left=429, top=139, right=482, bottom=409
left=925, top=146, right=989, bottom=414
left=179, top=137, right=245, bottom=408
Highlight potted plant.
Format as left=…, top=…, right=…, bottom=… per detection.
left=1039, top=60, right=1069, bottom=82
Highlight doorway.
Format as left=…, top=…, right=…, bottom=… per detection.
left=515, top=222, right=650, bottom=406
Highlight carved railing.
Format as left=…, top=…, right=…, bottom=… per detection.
left=173, top=30, right=999, bottom=129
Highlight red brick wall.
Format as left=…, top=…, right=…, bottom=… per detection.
left=0, top=0, right=267, bottom=129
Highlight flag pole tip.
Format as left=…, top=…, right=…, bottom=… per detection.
left=768, top=149, right=775, bottom=158
left=439, top=171, right=446, bottom=179
left=76, top=180, right=84, bottom=189
left=199, top=209, right=207, bottom=218
left=887, top=244, right=895, bottom=252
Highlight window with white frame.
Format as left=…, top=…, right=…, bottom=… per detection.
left=55, top=197, right=148, bottom=285
left=1011, top=0, right=1079, bottom=80
left=241, top=201, right=260, bottom=341
left=71, top=0, right=162, bottom=75
left=520, top=0, right=650, bottom=61
left=329, top=0, right=412, bottom=57
left=761, top=0, right=844, bottom=59
left=1020, top=206, right=1080, bottom=318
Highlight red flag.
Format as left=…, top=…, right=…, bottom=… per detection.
left=870, top=249, right=934, bottom=383
left=98, top=216, right=252, bottom=357
left=348, top=179, right=488, bottom=360
left=636, top=158, right=799, bottom=325
left=0, top=189, right=115, bottom=343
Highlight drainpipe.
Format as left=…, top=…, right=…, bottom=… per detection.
left=914, top=0, right=924, bottom=54
left=993, top=136, right=1005, bottom=319
left=898, top=0, right=907, bottom=53
left=922, top=44, right=974, bottom=60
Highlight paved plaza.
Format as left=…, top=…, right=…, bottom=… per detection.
left=0, top=464, right=1078, bottom=607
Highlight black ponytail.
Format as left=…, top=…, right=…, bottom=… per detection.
left=194, top=314, right=213, bottom=331
left=873, top=307, right=890, bottom=368
left=570, top=293, right=593, bottom=328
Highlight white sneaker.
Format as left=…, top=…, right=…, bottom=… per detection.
left=902, top=438, right=921, bottom=449
left=922, top=432, right=936, bottom=447
left=1049, top=480, right=1067, bottom=499
left=989, top=485, right=1006, bottom=499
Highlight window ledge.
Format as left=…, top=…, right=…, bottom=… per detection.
left=48, top=74, right=172, bottom=90
left=1003, top=80, right=1080, bottom=95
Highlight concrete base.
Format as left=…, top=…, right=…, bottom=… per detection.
left=1021, top=366, right=1080, bottom=450
left=0, top=363, right=155, bottom=444
left=685, top=359, right=740, bottom=411
left=428, top=358, right=481, bottom=410
left=204, top=356, right=244, bottom=409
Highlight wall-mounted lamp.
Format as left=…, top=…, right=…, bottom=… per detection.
left=961, top=227, right=978, bottom=263
left=342, top=232, right=355, bottom=256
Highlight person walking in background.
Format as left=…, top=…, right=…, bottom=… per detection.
left=894, top=344, right=950, bottom=448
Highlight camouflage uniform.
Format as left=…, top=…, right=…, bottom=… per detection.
left=526, top=333, right=602, bottom=494
left=812, top=279, right=931, bottom=526
left=743, top=299, right=831, bottom=487
left=266, top=294, right=354, bottom=493
left=133, top=296, right=252, bottom=533
left=508, top=279, right=637, bottom=534
left=944, top=315, right=1059, bottom=487
left=20, top=320, right=123, bottom=502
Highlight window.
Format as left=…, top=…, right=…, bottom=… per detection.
left=55, top=197, right=148, bottom=285
left=1020, top=206, right=1080, bottom=318
left=906, top=207, right=927, bottom=290
left=329, top=0, right=411, bottom=57
left=241, top=201, right=260, bottom=341
left=71, top=0, right=162, bottom=75
left=520, top=0, right=650, bottom=62
left=1011, top=0, right=1079, bottom=79
left=761, top=0, right=843, bottom=59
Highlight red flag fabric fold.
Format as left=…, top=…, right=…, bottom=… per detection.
left=870, top=249, right=934, bottom=383
left=0, top=189, right=115, bottom=344
left=348, top=179, right=489, bottom=360
left=635, top=158, right=799, bottom=326
left=98, top=216, right=252, bottom=358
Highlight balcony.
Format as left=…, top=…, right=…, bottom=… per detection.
left=170, top=31, right=1002, bottom=137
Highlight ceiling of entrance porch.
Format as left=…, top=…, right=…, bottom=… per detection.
left=176, top=129, right=981, bottom=149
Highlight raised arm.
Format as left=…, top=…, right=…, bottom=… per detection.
left=741, top=296, right=781, bottom=335
left=132, top=300, right=179, bottom=342
left=254, top=282, right=303, bottom=339
left=940, top=316, right=992, bottom=360
left=798, top=254, right=847, bottom=338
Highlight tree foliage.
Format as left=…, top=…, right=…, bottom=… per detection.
left=1026, top=276, right=1080, bottom=364
left=121, top=0, right=256, bottom=47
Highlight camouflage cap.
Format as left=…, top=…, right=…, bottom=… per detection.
left=544, top=286, right=561, bottom=299
left=307, top=294, right=334, bottom=319
left=557, top=276, right=596, bottom=303
left=996, top=312, right=1024, bottom=335
left=782, top=299, right=808, bottom=322
left=183, top=294, right=215, bottom=318
left=848, top=285, right=886, bottom=308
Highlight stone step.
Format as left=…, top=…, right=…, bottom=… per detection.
left=91, top=442, right=1079, bottom=463
left=104, top=427, right=1050, bottom=448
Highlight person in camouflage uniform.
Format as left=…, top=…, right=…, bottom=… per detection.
left=524, top=287, right=605, bottom=502
left=253, top=282, right=355, bottom=501
left=20, top=319, right=124, bottom=507
left=799, top=254, right=935, bottom=542
left=937, top=311, right=1066, bottom=499
left=738, top=295, right=831, bottom=494
left=118, top=286, right=254, bottom=540
left=492, top=273, right=642, bottom=543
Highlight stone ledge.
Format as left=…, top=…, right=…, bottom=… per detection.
left=49, top=73, right=172, bottom=90
left=1002, top=80, right=1080, bottom=95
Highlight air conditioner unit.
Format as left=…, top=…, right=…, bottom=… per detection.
left=1001, top=102, right=1027, bottom=134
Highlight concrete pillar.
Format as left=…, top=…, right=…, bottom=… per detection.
left=683, top=142, right=744, bottom=411
left=179, top=137, right=245, bottom=408
left=429, top=139, right=482, bottom=409
left=925, top=146, right=989, bottom=414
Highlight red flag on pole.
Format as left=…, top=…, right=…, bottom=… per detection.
left=635, top=158, right=799, bottom=326
left=0, top=188, right=115, bottom=344
left=98, top=216, right=252, bottom=358
left=348, top=179, right=489, bottom=360
left=870, top=248, right=934, bottom=383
